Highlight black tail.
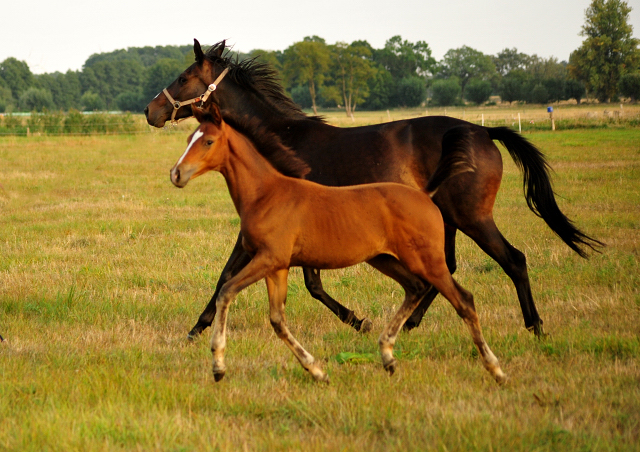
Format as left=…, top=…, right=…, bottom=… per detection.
left=487, top=126, right=604, bottom=258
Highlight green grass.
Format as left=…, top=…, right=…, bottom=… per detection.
left=1, top=124, right=639, bottom=451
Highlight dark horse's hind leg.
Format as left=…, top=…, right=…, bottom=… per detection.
left=403, top=225, right=458, bottom=331
left=303, top=268, right=372, bottom=333
left=188, top=233, right=253, bottom=340
left=464, top=219, right=544, bottom=336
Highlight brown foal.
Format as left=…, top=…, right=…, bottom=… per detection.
left=170, top=102, right=506, bottom=384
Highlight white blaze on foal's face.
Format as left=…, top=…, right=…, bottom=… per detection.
left=177, top=129, right=204, bottom=167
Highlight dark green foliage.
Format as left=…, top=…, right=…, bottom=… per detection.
left=142, top=58, right=185, bottom=101
left=290, top=85, right=312, bottom=109
left=465, top=79, right=493, bottom=104
left=530, top=84, right=551, bottom=104
left=80, top=92, right=106, bottom=111
left=568, top=0, right=640, bottom=101
left=430, top=79, right=461, bottom=106
left=0, top=57, right=34, bottom=98
left=18, top=88, right=54, bottom=112
left=395, top=77, right=426, bottom=107
left=116, top=91, right=146, bottom=113
left=618, top=72, right=640, bottom=101
left=565, top=79, right=586, bottom=104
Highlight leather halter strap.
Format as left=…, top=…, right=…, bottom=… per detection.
left=163, top=67, right=230, bottom=125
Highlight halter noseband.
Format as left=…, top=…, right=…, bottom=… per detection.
left=162, top=67, right=230, bottom=125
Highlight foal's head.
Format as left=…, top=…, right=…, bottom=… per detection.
left=170, top=103, right=226, bottom=188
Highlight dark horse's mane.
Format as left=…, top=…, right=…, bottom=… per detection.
left=205, top=41, right=325, bottom=123
left=200, top=108, right=311, bottom=179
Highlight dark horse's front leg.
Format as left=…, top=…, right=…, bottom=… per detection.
left=303, top=268, right=372, bottom=333
left=188, top=233, right=252, bottom=340
left=188, top=233, right=372, bottom=340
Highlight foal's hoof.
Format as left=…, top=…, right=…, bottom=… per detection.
left=359, top=318, right=373, bottom=334
left=213, top=370, right=226, bottom=382
left=383, top=359, right=397, bottom=376
left=494, top=372, right=508, bottom=386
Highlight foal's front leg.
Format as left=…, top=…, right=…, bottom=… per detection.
left=210, top=254, right=271, bottom=382
left=267, top=269, right=328, bottom=382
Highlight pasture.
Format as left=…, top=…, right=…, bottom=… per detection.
left=0, top=120, right=639, bottom=451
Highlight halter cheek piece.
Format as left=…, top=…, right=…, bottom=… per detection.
left=162, top=67, right=230, bottom=125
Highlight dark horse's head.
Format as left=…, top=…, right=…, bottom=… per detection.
left=144, top=39, right=228, bottom=128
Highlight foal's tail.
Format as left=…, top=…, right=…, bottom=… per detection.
left=487, top=126, right=604, bottom=258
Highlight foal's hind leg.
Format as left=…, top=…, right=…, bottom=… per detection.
left=403, top=225, right=458, bottom=331
left=428, top=272, right=506, bottom=384
left=303, top=268, right=372, bottom=333
left=267, top=269, right=327, bottom=382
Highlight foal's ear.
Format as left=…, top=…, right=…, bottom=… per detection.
left=192, top=105, right=205, bottom=123
left=205, top=102, right=222, bottom=125
left=194, top=39, right=205, bottom=64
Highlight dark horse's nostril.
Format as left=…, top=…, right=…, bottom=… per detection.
left=144, top=106, right=149, bottom=118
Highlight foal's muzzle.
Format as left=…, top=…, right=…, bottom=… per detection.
left=170, top=167, right=186, bottom=188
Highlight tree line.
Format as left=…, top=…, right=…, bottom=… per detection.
left=1, top=0, right=638, bottom=115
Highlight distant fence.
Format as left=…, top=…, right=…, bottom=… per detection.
left=0, top=111, right=153, bottom=136
left=1, top=107, right=639, bottom=137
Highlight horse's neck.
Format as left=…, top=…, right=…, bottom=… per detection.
left=220, top=128, right=284, bottom=217
left=219, top=83, right=326, bottom=139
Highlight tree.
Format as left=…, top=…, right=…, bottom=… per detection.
left=142, top=58, right=184, bottom=101
left=565, top=79, right=586, bottom=104
left=465, top=79, right=493, bottom=104
left=493, top=48, right=532, bottom=76
left=430, top=79, right=461, bottom=106
left=437, top=46, right=496, bottom=100
left=80, top=91, right=105, bottom=111
left=283, top=37, right=330, bottom=115
left=395, top=77, right=426, bottom=107
left=18, top=88, right=54, bottom=112
left=330, top=41, right=376, bottom=116
left=568, top=0, right=640, bottom=102
left=0, top=83, right=14, bottom=112
left=374, top=35, right=436, bottom=79
left=618, top=72, right=640, bottom=101
left=0, top=58, right=34, bottom=98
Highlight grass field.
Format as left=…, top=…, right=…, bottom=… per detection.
left=0, top=117, right=639, bottom=451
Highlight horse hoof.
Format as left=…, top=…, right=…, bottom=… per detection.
left=402, top=321, right=418, bottom=332
left=383, top=359, right=397, bottom=376
left=213, top=370, right=226, bottom=382
left=495, top=372, right=508, bottom=386
left=359, top=318, right=373, bottom=334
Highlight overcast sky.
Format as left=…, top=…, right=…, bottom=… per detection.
left=2, top=0, right=639, bottom=74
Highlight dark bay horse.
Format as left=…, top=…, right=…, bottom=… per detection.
left=146, top=40, right=602, bottom=340
left=170, top=102, right=506, bottom=384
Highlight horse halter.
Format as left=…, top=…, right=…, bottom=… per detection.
left=162, top=67, right=230, bottom=125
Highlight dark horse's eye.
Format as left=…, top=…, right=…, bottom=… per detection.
left=179, top=76, right=187, bottom=84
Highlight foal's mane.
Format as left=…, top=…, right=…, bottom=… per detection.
left=205, top=41, right=325, bottom=123
left=202, top=110, right=311, bottom=179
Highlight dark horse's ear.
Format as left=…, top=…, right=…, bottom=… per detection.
left=194, top=39, right=205, bottom=64
left=212, top=40, right=226, bottom=59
